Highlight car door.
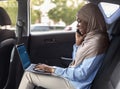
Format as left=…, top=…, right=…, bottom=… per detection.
left=28, top=31, right=75, bottom=67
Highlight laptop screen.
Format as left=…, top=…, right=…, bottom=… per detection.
left=16, top=44, right=31, bottom=69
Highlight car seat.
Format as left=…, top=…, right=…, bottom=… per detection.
left=0, top=7, right=16, bottom=89
left=91, top=18, right=120, bottom=89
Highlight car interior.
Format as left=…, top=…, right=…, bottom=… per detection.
left=0, top=0, right=120, bottom=89
left=0, top=7, right=16, bottom=89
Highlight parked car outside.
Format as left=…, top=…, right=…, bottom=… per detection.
left=31, top=24, right=65, bottom=32
left=64, top=21, right=77, bottom=31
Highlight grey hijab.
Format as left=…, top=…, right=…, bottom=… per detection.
left=70, top=3, right=109, bottom=67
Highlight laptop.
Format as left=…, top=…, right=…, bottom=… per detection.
left=16, top=44, right=50, bottom=74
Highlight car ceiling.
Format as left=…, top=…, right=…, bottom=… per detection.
left=89, top=0, right=120, bottom=5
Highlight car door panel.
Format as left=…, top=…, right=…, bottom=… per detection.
left=29, top=32, right=75, bottom=67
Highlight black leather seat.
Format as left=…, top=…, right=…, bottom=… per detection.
left=91, top=18, right=120, bottom=89
left=0, top=7, right=16, bottom=89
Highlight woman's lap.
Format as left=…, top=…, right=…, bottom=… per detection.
left=19, top=71, right=74, bottom=89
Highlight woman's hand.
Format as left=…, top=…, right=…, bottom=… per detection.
left=35, top=64, right=55, bottom=73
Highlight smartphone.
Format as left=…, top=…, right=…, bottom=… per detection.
left=76, top=29, right=83, bottom=36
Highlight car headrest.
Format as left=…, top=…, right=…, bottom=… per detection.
left=0, top=29, right=16, bottom=42
left=0, top=7, right=11, bottom=26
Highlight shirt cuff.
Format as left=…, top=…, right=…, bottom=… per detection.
left=52, top=66, right=65, bottom=76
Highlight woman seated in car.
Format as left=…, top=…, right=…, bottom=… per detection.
left=18, top=3, right=110, bottom=89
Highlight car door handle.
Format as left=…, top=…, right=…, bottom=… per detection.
left=44, top=38, right=56, bottom=43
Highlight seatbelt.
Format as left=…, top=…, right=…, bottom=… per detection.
left=16, top=19, right=24, bottom=44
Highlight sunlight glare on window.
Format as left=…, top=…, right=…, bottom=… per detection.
left=100, top=2, right=119, bottom=17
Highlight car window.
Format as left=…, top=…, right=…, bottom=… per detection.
left=30, top=0, right=87, bottom=34
left=31, top=25, right=49, bottom=31
left=31, top=24, right=65, bottom=32
left=99, top=2, right=120, bottom=24
left=0, top=0, right=17, bottom=31
left=100, top=2, right=119, bottom=18
left=49, top=26, right=65, bottom=31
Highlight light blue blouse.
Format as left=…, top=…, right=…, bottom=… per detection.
left=54, top=52, right=104, bottom=89
left=72, top=44, right=79, bottom=60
